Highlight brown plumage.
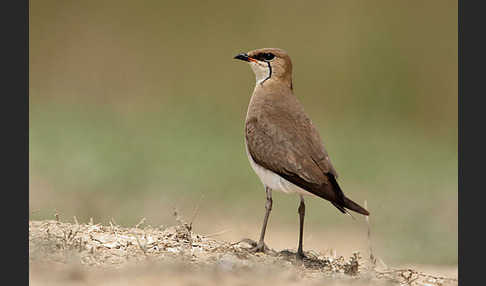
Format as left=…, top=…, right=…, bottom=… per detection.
left=234, top=48, right=369, bottom=258
left=242, top=48, right=369, bottom=215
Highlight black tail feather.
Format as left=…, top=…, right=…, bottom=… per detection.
left=328, top=174, right=370, bottom=216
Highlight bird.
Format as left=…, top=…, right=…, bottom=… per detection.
left=233, top=48, right=370, bottom=260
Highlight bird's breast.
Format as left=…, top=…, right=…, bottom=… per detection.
left=244, top=141, right=311, bottom=196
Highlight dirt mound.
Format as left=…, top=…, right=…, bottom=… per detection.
left=29, top=219, right=457, bottom=286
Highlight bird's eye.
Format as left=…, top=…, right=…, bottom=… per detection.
left=262, top=53, right=275, bottom=61
left=254, top=53, right=275, bottom=61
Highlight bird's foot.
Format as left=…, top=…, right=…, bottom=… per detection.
left=279, top=249, right=308, bottom=262
left=239, top=238, right=269, bottom=253
left=249, top=242, right=268, bottom=253
left=296, top=250, right=307, bottom=261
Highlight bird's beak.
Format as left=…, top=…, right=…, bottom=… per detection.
left=234, top=53, right=257, bottom=63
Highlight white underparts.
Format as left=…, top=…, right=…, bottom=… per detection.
left=245, top=143, right=313, bottom=196
left=249, top=61, right=270, bottom=85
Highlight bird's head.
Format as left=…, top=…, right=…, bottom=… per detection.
left=234, top=48, right=293, bottom=88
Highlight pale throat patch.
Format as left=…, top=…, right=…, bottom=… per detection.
left=249, top=61, right=271, bottom=84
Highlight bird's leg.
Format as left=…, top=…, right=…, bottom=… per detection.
left=297, top=195, right=306, bottom=260
left=250, top=186, right=272, bottom=253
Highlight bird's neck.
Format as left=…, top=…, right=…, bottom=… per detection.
left=250, top=62, right=293, bottom=90
left=248, top=79, right=296, bottom=120
left=254, top=77, right=293, bottom=93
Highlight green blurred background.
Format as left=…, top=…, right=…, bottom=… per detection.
left=29, top=0, right=457, bottom=266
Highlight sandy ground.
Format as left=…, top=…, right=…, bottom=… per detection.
left=29, top=219, right=457, bottom=286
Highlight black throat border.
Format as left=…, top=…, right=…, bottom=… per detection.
left=260, top=62, right=272, bottom=85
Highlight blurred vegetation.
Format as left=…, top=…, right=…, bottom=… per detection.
left=29, top=0, right=457, bottom=265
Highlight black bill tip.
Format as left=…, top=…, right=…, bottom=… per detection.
left=234, top=53, right=250, bottom=62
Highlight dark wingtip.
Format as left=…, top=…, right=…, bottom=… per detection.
left=343, top=197, right=370, bottom=216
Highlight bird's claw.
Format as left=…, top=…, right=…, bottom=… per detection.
left=249, top=243, right=268, bottom=253
left=239, top=238, right=269, bottom=253
left=296, top=251, right=307, bottom=261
